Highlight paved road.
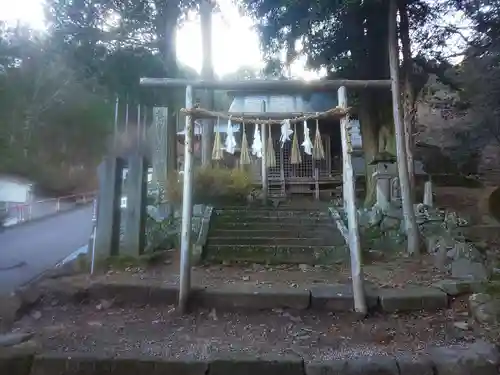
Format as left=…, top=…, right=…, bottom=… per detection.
left=0, top=205, right=93, bottom=294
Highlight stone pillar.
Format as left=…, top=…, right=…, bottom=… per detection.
left=373, top=171, right=392, bottom=210
left=151, top=107, right=173, bottom=219
left=423, top=180, right=433, bottom=207
left=94, top=157, right=124, bottom=260
left=391, top=177, right=401, bottom=203
left=122, top=154, right=148, bottom=257
left=368, top=152, right=397, bottom=211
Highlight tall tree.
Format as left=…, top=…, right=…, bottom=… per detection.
left=45, top=0, right=205, bottom=99
left=444, top=0, right=500, bottom=163
left=242, top=0, right=408, bottom=205
left=399, top=0, right=416, bottom=194
left=388, top=0, right=420, bottom=255
left=240, top=0, right=460, bottom=204
left=0, top=25, right=112, bottom=193
left=200, top=0, right=215, bottom=166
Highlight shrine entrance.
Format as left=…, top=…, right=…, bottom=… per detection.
left=263, top=118, right=342, bottom=199
left=226, top=92, right=343, bottom=199
left=138, top=78, right=399, bottom=316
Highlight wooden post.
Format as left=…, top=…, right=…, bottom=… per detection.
left=142, top=106, right=148, bottom=142
left=279, top=146, right=285, bottom=196
left=338, top=86, right=366, bottom=314
left=260, top=101, right=268, bottom=204
left=140, top=78, right=393, bottom=91
left=314, top=167, right=319, bottom=200
left=179, top=85, right=194, bottom=312
left=94, top=157, right=123, bottom=260
left=136, top=104, right=142, bottom=142
left=125, top=100, right=129, bottom=134
left=90, top=197, right=98, bottom=274
left=200, top=0, right=215, bottom=166
left=122, top=154, right=147, bottom=256
left=343, top=140, right=347, bottom=212
left=113, top=97, right=119, bottom=148
left=388, top=0, right=420, bottom=255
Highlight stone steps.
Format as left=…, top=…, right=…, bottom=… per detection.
left=209, top=228, right=337, bottom=239
left=214, top=208, right=329, bottom=218
left=210, top=222, right=334, bottom=231
left=204, top=244, right=348, bottom=264
left=208, top=237, right=335, bottom=246
left=211, top=216, right=331, bottom=228
left=204, top=206, right=346, bottom=265
left=213, top=215, right=329, bottom=223
left=7, top=342, right=498, bottom=375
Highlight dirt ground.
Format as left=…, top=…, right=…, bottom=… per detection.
left=12, top=295, right=478, bottom=361
left=10, top=186, right=499, bottom=360
left=101, top=251, right=447, bottom=291
left=11, top=254, right=477, bottom=360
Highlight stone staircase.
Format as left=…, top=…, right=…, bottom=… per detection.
left=204, top=206, right=348, bottom=265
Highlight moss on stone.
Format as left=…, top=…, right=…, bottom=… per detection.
left=95, top=250, right=172, bottom=271
left=482, top=280, right=500, bottom=296
left=104, top=255, right=148, bottom=269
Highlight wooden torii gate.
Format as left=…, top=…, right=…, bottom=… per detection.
left=141, top=78, right=381, bottom=314
left=139, top=0, right=417, bottom=315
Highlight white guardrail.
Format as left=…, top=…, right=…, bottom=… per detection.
left=1, top=192, right=97, bottom=227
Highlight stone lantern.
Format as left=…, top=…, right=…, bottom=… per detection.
left=369, top=151, right=397, bottom=210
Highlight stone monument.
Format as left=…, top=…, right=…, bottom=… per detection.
left=369, top=151, right=398, bottom=211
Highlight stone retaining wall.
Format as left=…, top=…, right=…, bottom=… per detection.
left=1, top=340, right=499, bottom=375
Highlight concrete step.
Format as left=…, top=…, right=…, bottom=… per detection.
left=214, top=208, right=329, bottom=218
left=212, top=215, right=331, bottom=226
left=204, top=244, right=348, bottom=265
left=217, top=205, right=329, bottom=210
left=207, top=237, right=339, bottom=246
left=209, top=228, right=338, bottom=239
left=210, top=222, right=334, bottom=231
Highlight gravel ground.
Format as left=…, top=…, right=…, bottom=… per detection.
left=11, top=296, right=480, bottom=361
left=107, top=254, right=447, bottom=290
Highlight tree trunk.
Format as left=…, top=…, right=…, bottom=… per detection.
left=359, top=91, right=396, bottom=207
left=200, top=0, right=215, bottom=167
left=154, top=0, right=179, bottom=76
left=154, top=0, right=180, bottom=174
left=388, top=0, right=420, bottom=255
left=398, top=0, right=416, bottom=198
left=358, top=1, right=397, bottom=207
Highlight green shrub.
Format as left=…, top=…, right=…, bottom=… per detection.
left=168, top=166, right=253, bottom=206
left=145, top=215, right=179, bottom=252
